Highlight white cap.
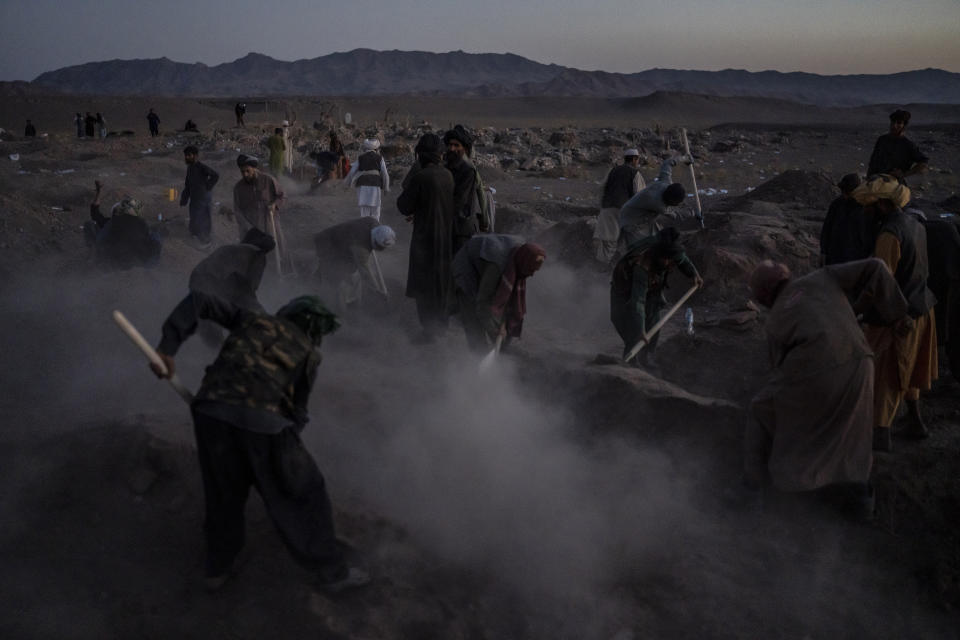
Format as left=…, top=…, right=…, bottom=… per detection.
left=624, top=149, right=640, bottom=157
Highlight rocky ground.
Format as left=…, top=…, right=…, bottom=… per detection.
left=1, top=98, right=959, bottom=639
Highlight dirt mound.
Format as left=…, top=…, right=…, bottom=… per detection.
left=534, top=218, right=596, bottom=267
left=494, top=205, right=552, bottom=238
left=713, top=170, right=838, bottom=213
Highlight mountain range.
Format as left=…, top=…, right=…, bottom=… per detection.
left=31, top=49, right=960, bottom=107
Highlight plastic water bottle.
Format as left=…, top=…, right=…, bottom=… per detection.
left=685, top=307, right=695, bottom=337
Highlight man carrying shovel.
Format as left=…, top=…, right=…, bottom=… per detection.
left=611, top=227, right=703, bottom=369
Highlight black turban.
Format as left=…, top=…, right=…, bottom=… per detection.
left=443, top=124, right=474, bottom=153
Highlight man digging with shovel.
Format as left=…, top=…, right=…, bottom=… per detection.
left=149, top=292, right=370, bottom=595
left=611, top=227, right=703, bottom=370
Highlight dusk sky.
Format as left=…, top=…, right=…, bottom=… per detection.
left=1, top=0, right=958, bottom=81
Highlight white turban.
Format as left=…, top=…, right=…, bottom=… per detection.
left=362, top=138, right=381, bottom=152
left=624, top=148, right=640, bottom=157
left=371, top=225, right=396, bottom=249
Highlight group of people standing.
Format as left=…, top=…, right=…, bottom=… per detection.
left=74, top=111, right=107, bottom=138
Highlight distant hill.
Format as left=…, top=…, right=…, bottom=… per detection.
left=31, top=49, right=960, bottom=107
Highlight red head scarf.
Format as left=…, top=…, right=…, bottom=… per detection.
left=491, top=243, right=546, bottom=337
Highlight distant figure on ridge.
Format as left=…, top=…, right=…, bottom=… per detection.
left=147, top=108, right=160, bottom=137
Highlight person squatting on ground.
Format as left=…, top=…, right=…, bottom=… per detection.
left=617, top=153, right=694, bottom=252
left=594, top=148, right=644, bottom=263
left=232, top=154, right=283, bottom=240
left=151, top=293, right=370, bottom=594
left=743, top=259, right=912, bottom=521
left=819, top=173, right=873, bottom=267
left=857, top=189, right=938, bottom=451
left=180, top=145, right=220, bottom=247
left=147, top=108, right=160, bottom=137
left=267, top=128, right=286, bottom=175
left=313, top=218, right=395, bottom=310
left=444, top=125, right=488, bottom=255
left=397, top=133, right=455, bottom=343
left=610, top=227, right=703, bottom=368
left=343, top=138, right=390, bottom=221
left=867, top=109, right=928, bottom=185
left=83, top=180, right=162, bottom=269
left=452, top=234, right=546, bottom=353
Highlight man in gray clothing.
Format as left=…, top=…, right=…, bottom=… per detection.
left=618, top=153, right=693, bottom=251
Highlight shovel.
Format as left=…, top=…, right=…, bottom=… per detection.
left=622, top=283, right=700, bottom=364
left=268, top=205, right=284, bottom=274
left=478, top=333, right=504, bottom=373
left=112, top=310, right=194, bottom=404
left=370, top=251, right=389, bottom=298
left=681, top=128, right=704, bottom=229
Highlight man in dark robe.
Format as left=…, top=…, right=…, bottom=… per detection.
left=147, top=109, right=160, bottom=137
left=443, top=125, right=484, bottom=255
left=397, top=133, right=455, bottom=343
left=867, top=109, right=928, bottom=184
left=744, top=259, right=910, bottom=521
left=83, top=180, right=162, bottom=269
left=610, top=227, right=703, bottom=368
left=152, top=294, right=369, bottom=594
left=84, top=112, right=96, bottom=138
left=820, top=173, right=874, bottom=266
left=180, top=145, right=219, bottom=246
left=452, top=234, right=545, bottom=352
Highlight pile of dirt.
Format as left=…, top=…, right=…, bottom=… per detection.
left=711, top=170, right=838, bottom=213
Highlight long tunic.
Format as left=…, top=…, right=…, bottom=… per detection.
left=396, top=164, right=455, bottom=303
left=746, top=259, right=908, bottom=491
left=448, top=157, right=480, bottom=250
left=233, top=173, right=282, bottom=238
left=267, top=135, right=286, bottom=174
left=864, top=228, right=938, bottom=426
left=819, top=195, right=873, bottom=265
left=595, top=164, right=645, bottom=256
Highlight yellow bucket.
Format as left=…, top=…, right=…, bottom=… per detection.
left=168, top=188, right=178, bottom=201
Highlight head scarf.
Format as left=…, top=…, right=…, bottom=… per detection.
left=370, top=225, right=396, bottom=250
left=443, top=125, right=474, bottom=155
left=236, top=154, right=259, bottom=168
left=112, top=196, right=143, bottom=217
left=749, top=260, right=791, bottom=308
left=362, top=138, right=381, bottom=152
left=275, top=296, right=339, bottom=346
left=490, top=243, right=546, bottom=337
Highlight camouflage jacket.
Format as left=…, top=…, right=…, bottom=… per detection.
left=158, top=292, right=321, bottom=432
